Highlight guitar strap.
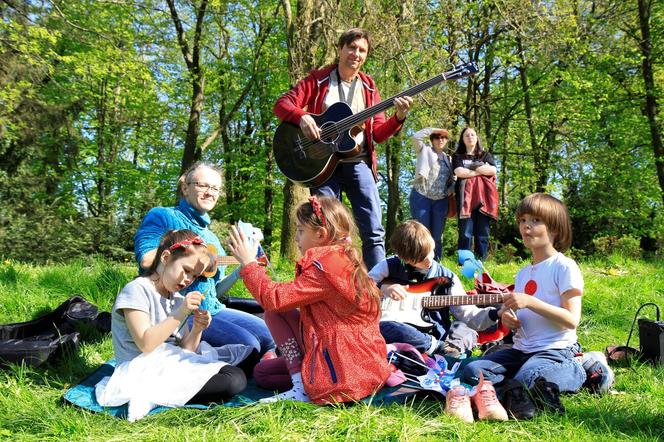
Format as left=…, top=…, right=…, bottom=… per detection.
left=336, top=68, right=359, bottom=107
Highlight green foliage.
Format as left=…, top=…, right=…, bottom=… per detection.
left=492, top=243, right=519, bottom=264
left=592, top=236, right=642, bottom=259
left=0, top=0, right=663, bottom=264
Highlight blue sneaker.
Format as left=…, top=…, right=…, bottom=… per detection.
left=582, top=351, right=615, bottom=394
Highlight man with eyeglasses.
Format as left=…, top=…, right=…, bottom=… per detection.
left=410, top=127, right=456, bottom=260
left=134, top=162, right=276, bottom=363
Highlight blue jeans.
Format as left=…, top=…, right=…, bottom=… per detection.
left=462, top=343, right=586, bottom=393
left=314, top=161, right=385, bottom=270
left=409, top=189, right=450, bottom=260
left=192, top=308, right=276, bottom=354
left=458, top=208, right=491, bottom=261
left=380, top=321, right=433, bottom=353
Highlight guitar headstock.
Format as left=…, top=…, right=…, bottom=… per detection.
left=444, top=62, right=479, bottom=80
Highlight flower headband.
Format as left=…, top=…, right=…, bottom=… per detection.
left=309, top=196, right=326, bottom=227
left=168, top=235, right=206, bottom=251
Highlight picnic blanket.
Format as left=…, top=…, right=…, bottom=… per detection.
left=62, top=360, right=429, bottom=419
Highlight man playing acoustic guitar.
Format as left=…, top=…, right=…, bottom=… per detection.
left=273, top=28, right=413, bottom=269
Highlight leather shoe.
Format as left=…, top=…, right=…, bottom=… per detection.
left=500, top=379, right=537, bottom=420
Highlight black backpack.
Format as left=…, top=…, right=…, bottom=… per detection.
left=0, top=295, right=110, bottom=368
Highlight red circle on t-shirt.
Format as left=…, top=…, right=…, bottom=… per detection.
left=524, top=280, right=537, bottom=295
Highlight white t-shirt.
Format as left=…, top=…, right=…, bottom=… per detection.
left=324, top=70, right=366, bottom=149
left=111, top=277, right=187, bottom=364
left=512, top=252, right=583, bottom=353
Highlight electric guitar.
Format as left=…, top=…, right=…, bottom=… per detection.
left=273, top=62, right=479, bottom=187
left=380, top=277, right=505, bottom=328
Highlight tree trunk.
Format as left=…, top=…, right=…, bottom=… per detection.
left=166, top=0, right=209, bottom=175
left=277, top=0, right=336, bottom=259
left=180, top=75, right=205, bottom=173
left=516, top=37, right=541, bottom=192
left=637, top=0, right=664, bottom=205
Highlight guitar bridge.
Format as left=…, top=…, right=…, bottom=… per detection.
left=294, top=136, right=307, bottom=160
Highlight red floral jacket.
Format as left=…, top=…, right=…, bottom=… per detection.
left=239, top=245, right=390, bottom=404
left=273, top=64, right=404, bottom=181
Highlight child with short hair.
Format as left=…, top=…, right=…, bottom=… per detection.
left=227, top=196, right=390, bottom=404
left=369, top=220, right=500, bottom=358
left=96, top=230, right=247, bottom=421
left=462, top=193, right=590, bottom=420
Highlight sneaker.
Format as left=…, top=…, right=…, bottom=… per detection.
left=472, top=379, right=508, bottom=421
left=582, top=351, right=615, bottom=394
left=500, top=379, right=537, bottom=420
left=531, top=377, right=565, bottom=415
left=444, top=386, right=474, bottom=423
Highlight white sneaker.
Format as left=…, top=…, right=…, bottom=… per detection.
left=582, top=351, right=615, bottom=394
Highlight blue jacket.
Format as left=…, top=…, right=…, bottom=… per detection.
left=134, top=199, right=228, bottom=314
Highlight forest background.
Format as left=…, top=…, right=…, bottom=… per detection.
left=1, top=0, right=662, bottom=264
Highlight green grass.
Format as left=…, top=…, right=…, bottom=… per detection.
left=0, top=256, right=663, bottom=441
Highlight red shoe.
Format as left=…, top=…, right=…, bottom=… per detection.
left=261, top=350, right=278, bottom=361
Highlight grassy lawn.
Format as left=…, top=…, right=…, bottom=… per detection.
left=0, top=256, right=663, bottom=441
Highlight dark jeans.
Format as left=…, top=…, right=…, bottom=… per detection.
left=314, top=161, right=385, bottom=270
left=380, top=320, right=433, bottom=353
left=194, top=308, right=276, bottom=354
left=409, top=189, right=450, bottom=260
left=462, top=343, right=586, bottom=394
left=457, top=208, right=491, bottom=261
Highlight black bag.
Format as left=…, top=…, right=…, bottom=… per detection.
left=219, top=295, right=264, bottom=314
left=0, top=295, right=109, bottom=368
left=608, top=302, right=664, bottom=366
left=637, top=303, right=664, bottom=365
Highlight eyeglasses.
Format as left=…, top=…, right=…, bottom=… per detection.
left=188, top=182, right=221, bottom=195
left=431, top=135, right=448, bottom=140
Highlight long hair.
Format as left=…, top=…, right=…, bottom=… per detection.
left=455, top=127, right=485, bottom=156
left=515, top=193, right=573, bottom=252
left=144, top=229, right=211, bottom=277
left=296, top=196, right=381, bottom=313
left=176, top=162, right=223, bottom=200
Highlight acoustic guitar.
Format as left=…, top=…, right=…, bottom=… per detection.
left=273, top=62, right=479, bottom=187
left=380, top=277, right=505, bottom=328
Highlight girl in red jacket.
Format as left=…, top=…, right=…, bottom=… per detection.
left=227, top=196, right=390, bottom=404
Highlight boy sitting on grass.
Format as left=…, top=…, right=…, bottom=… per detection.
left=368, top=220, right=500, bottom=358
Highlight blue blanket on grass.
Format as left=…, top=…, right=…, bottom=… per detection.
left=61, top=360, right=427, bottom=419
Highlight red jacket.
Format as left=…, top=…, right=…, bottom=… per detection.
left=273, top=64, right=404, bottom=181
left=239, top=245, right=390, bottom=404
left=458, top=175, right=499, bottom=220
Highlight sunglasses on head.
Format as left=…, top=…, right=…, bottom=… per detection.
left=431, top=134, right=448, bottom=140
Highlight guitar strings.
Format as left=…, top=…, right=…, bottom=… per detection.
left=295, top=65, right=474, bottom=154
